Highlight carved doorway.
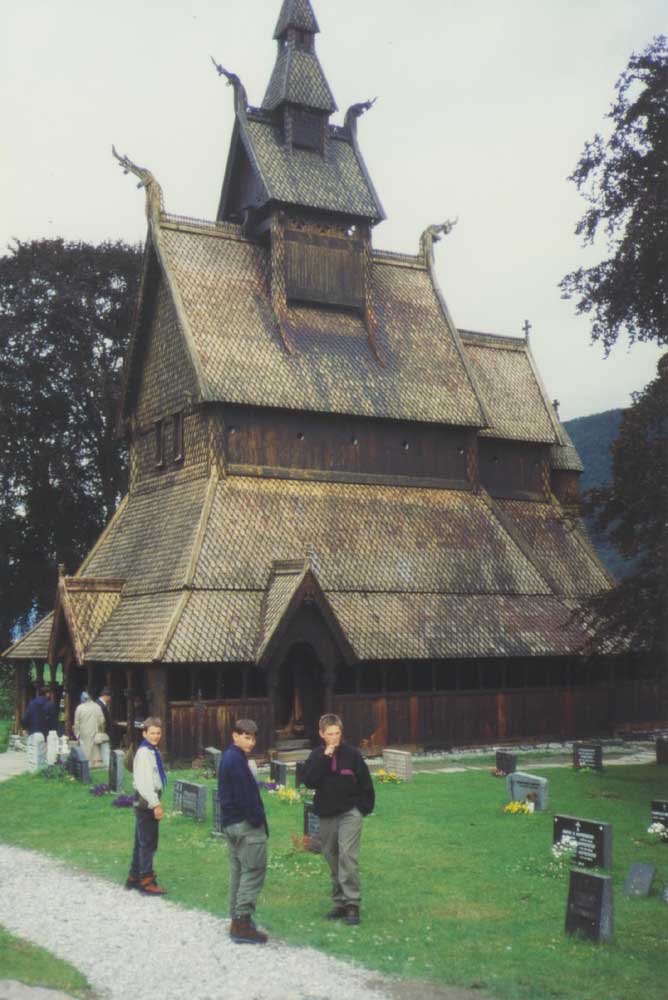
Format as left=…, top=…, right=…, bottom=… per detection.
left=274, top=643, right=324, bottom=746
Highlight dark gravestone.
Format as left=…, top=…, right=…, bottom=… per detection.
left=554, top=815, right=612, bottom=869
left=204, top=747, right=222, bottom=779
left=650, top=800, right=668, bottom=824
left=173, top=779, right=207, bottom=822
left=656, top=738, right=668, bottom=765
left=295, top=762, right=306, bottom=789
left=624, top=863, right=655, bottom=898
left=573, top=742, right=603, bottom=770
left=496, top=750, right=517, bottom=775
left=109, top=750, right=125, bottom=793
left=211, top=789, right=224, bottom=838
left=507, top=772, right=549, bottom=811
left=270, top=761, right=288, bottom=786
left=565, top=870, right=614, bottom=942
left=303, top=801, right=322, bottom=853
left=66, top=747, right=90, bottom=785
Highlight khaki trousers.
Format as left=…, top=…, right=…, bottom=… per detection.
left=224, top=820, right=267, bottom=918
left=319, top=807, right=363, bottom=906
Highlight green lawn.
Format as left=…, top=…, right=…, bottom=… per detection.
left=0, top=764, right=667, bottom=1000
left=0, top=719, right=11, bottom=752
left=0, top=925, right=90, bottom=996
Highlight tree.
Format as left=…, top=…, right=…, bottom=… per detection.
left=576, top=357, right=667, bottom=663
left=0, top=239, right=142, bottom=655
left=560, top=35, right=668, bottom=353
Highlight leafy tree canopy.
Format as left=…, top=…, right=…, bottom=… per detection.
left=560, top=35, right=668, bottom=353
left=0, top=238, right=142, bottom=655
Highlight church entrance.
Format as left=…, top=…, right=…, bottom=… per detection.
left=273, top=643, right=324, bottom=747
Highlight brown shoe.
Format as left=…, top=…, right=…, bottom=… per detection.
left=326, top=905, right=347, bottom=919
left=231, top=916, right=268, bottom=944
left=124, top=874, right=140, bottom=891
left=344, top=904, right=360, bottom=925
left=139, top=875, right=167, bottom=896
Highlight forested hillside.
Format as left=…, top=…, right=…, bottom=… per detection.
left=563, top=409, right=629, bottom=579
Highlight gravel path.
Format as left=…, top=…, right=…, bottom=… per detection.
left=0, top=844, right=490, bottom=1000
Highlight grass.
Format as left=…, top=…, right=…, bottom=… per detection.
left=0, top=719, right=11, bottom=752
left=0, top=924, right=90, bottom=997
left=0, top=764, right=667, bottom=1000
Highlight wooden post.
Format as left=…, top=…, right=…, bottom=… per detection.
left=146, top=666, right=169, bottom=753
left=14, top=663, right=29, bottom=733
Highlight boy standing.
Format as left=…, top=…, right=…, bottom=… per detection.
left=125, top=717, right=167, bottom=896
left=218, top=719, right=269, bottom=944
left=302, top=713, right=375, bottom=926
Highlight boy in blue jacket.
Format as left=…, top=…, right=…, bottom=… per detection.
left=218, top=719, right=268, bottom=944
left=302, top=713, right=375, bottom=926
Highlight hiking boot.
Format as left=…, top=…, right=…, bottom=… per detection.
left=344, top=904, right=360, bottom=925
left=139, top=874, right=167, bottom=896
left=230, top=916, right=268, bottom=944
left=326, top=905, right=347, bottom=919
left=124, top=874, right=140, bottom=891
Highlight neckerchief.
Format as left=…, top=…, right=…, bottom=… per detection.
left=139, top=738, right=167, bottom=788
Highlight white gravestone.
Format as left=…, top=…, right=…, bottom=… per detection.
left=46, top=730, right=59, bottom=765
left=382, top=748, right=413, bottom=782
left=27, top=733, right=46, bottom=773
left=58, top=735, right=70, bottom=761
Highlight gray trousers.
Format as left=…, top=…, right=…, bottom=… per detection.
left=224, top=820, right=267, bottom=918
left=319, top=807, right=363, bottom=906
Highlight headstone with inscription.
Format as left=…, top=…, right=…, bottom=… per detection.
left=565, top=870, right=613, bottom=942
left=26, top=733, right=47, bottom=773
left=507, top=772, right=549, bottom=811
left=496, top=750, right=517, bottom=775
left=624, top=863, right=655, bottom=898
left=382, top=748, right=413, bottom=782
left=173, top=779, right=207, bottom=822
left=270, top=761, right=288, bottom=786
left=66, top=747, right=90, bottom=784
left=573, top=742, right=603, bottom=770
left=109, top=750, right=125, bottom=793
left=650, top=800, right=668, bottom=824
left=554, top=815, right=612, bottom=869
left=57, top=735, right=70, bottom=761
left=303, top=801, right=322, bottom=853
left=655, top=738, right=668, bottom=765
left=46, top=731, right=59, bottom=765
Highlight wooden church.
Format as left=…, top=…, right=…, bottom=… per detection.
left=5, top=0, right=661, bottom=756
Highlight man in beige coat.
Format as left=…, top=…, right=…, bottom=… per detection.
left=73, top=696, right=105, bottom=765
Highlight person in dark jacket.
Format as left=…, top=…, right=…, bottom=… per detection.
left=218, top=719, right=269, bottom=945
left=21, top=688, right=55, bottom=739
left=302, top=713, right=375, bottom=926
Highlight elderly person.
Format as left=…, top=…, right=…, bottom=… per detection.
left=73, top=692, right=105, bottom=765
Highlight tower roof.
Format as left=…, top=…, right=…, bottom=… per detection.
left=273, top=0, right=320, bottom=39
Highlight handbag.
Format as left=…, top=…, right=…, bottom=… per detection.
left=94, top=732, right=110, bottom=744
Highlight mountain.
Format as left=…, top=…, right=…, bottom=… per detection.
left=563, top=408, right=630, bottom=580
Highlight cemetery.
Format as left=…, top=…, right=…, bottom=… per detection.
left=1, top=748, right=667, bottom=1000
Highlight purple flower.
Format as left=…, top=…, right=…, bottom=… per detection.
left=112, top=794, right=134, bottom=808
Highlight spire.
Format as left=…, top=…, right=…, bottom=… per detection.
left=273, top=0, right=320, bottom=39
left=262, top=0, right=337, bottom=114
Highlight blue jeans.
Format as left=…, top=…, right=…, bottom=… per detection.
left=130, top=807, right=159, bottom=878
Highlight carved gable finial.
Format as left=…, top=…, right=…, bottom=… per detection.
left=211, top=57, right=249, bottom=118
left=111, top=146, right=164, bottom=225
left=344, top=98, right=377, bottom=138
left=419, top=219, right=458, bottom=266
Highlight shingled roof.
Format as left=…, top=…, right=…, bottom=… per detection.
left=5, top=472, right=607, bottom=665
left=274, top=0, right=320, bottom=38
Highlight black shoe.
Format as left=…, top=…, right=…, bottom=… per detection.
left=326, top=905, right=347, bottom=919
left=344, top=904, right=360, bottom=925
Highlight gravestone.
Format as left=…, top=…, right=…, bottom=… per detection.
left=212, top=789, right=224, bottom=838
left=507, top=772, right=549, bottom=811
left=173, top=779, right=207, bottom=822
left=109, top=750, right=125, bottom=793
left=26, top=733, right=46, bottom=773
left=565, top=870, right=614, bottom=942
left=57, top=735, right=70, bottom=761
left=303, top=801, right=322, bottom=853
left=624, top=863, right=655, bottom=898
left=656, top=738, right=668, bottom=765
left=66, top=747, right=90, bottom=784
left=650, top=800, right=668, bottom=824
left=554, top=815, right=612, bottom=869
left=382, top=748, right=413, bottom=781
left=204, top=746, right=222, bottom=779
left=46, top=731, right=59, bottom=765
left=270, top=761, right=288, bottom=786
left=573, top=742, right=603, bottom=770
left=495, top=750, right=517, bottom=775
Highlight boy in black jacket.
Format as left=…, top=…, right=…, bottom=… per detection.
left=302, top=713, right=375, bottom=925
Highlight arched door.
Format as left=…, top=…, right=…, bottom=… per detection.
left=274, top=643, right=324, bottom=746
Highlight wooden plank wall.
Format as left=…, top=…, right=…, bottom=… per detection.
left=169, top=699, right=270, bottom=758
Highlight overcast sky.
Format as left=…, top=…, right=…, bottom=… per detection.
left=2, top=0, right=665, bottom=420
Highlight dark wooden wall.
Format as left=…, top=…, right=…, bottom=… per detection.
left=169, top=698, right=271, bottom=759
left=479, top=439, right=549, bottom=499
